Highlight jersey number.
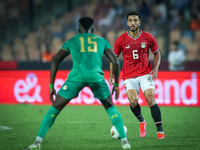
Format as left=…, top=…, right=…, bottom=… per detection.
left=79, top=37, right=97, bottom=52
left=132, top=50, right=139, bottom=59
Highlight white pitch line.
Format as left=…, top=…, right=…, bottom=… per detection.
left=0, top=126, right=13, bottom=130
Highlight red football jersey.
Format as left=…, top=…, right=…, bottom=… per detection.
left=114, top=30, right=159, bottom=80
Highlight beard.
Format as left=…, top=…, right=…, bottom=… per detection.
left=129, top=26, right=139, bottom=32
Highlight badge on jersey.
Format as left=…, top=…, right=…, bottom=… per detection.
left=141, top=42, right=146, bottom=48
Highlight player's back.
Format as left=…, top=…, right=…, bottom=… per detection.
left=66, top=33, right=111, bottom=82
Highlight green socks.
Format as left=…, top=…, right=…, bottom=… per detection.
left=36, top=106, right=126, bottom=140
left=37, top=106, right=59, bottom=138
left=106, top=106, right=126, bottom=139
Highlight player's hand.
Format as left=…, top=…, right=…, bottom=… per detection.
left=109, top=75, right=114, bottom=85
left=112, top=86, right=119, bottom=100
left=149, top=68, right=158, bottom=81
left=49, top=88, right=56, bottom=104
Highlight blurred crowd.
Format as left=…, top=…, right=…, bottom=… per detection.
left=0, top=0, right=200, bottom=64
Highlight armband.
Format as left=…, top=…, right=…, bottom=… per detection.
left=49, top=84, right=54, bottom=88
left=114, top=83, right=119, bottom=87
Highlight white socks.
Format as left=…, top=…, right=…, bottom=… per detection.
left=121, top=137, right=128, bottom=142
left=35, top=136, right=43, bottom=143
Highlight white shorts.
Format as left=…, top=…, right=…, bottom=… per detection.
left=124, top=74, right=155, bottom=94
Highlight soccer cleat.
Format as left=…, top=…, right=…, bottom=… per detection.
left=24, top=143, right=41, bottom=150
left=157, top=132, right=165, bottom=139
left=121, top=140, right=131, bottom=149
left=139, top=120, right=147, bottom=138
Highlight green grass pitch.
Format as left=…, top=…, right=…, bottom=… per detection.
left=0, top=105, right=199, bottom=150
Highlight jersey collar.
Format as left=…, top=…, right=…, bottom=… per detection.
left=127, top=30, right=142, bottom=40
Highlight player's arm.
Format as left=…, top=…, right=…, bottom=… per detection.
left=150, top=50, right=161, bottom=81
left=104, top=48, right=120, bottom=100
left=109, top=38, right=120, bottom=85
left=150, top=34, right=161, bottom=81
left=109, top=58, right=119, bottom=85
left=49, top=50, right=69, bottom=103
left=109, top=62, right=114, bottom=84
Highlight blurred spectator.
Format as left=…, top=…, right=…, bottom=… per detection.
left=178, top=42, right=187, bottom=54
left=190, top=13, right=200, bottom=31
left=1, top=0, right=200, bottom=64
left=143, top=16, right=158, bottom=37
left=42, top=44, right=54, bottom=62
left=139, top=1, right=151, bottom=25
left=177, top=9, right=190, bottom=31
left=150, top=0, right=167, bottom=27
left=112, top=15, right=125, bottom=31
left=154, top=0, right=167, bottom=24
left=124, top=0, right=138, bottom=14
left=172, top=0, right=189, bottom=10
left=168, top=41, right=186, bottom=71
left=0, top=44, right=14, bottom=61
left=95, top=0, right=111, bottom=16
left=63, top=12, right=77, bottom=33
left=111, top=0, right=125, bottom=17
left=97, top=7, right=115, bottom=30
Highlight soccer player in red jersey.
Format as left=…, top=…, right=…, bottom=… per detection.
left=109, top=11, right=165, bottom=139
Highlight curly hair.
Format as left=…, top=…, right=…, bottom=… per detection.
left=78, top=17, right=94, bottom=31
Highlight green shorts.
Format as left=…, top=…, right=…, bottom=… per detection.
left=58, top=80, right=110, bottom=100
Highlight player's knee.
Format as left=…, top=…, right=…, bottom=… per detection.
left=129, top=98, right=138, bottom=107
left=145, top=94, right=156, bottom=106
left=127, top=92, right=138, bottom=107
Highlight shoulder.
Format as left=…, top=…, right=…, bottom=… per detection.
left=65, top=35, right=77, bottom=43
left=93, top=34, right=106, bottom=41
left=62, top=35, right=77, bottom=48
left=141, top=31, right=157, bottom=43
left=141, top=30, right=154, bottom=38
left=93, top=34, right=102, bottom=38
left=93, top=34, right=109, bottom=43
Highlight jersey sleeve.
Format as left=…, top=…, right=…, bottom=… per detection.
left=150, top=34, right=159, bottom=53
left=60, top=40, right=70, bottom=54
left=113, top=37, right=122, bottom=56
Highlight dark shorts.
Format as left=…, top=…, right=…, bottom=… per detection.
left=58, top=80, right=110, bottom=100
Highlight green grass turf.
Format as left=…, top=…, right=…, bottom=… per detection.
left=0, top=105, right=200, bottom=150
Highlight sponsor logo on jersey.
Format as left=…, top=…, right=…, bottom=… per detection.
left=63, top=85, right=67, bottom=90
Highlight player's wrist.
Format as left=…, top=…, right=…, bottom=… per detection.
left=109, top=74, right=114, bottom=77
left=49, top=83, right=54, bottom=88
left=114, top=83, right=119, bottom=87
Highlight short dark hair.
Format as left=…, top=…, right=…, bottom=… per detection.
left=126, top=12, right=141, bottom=20
left=173, top=41, right=180, bottom=46
left=78, top=17, right=94, bottom=31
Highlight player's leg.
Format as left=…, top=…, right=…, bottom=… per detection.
left=101, top=95, right=127, bottom=138
left=125, top=78, right=146, bottom=138
left=27, top=95, right=71, bottom=149
left=101, top=95, right=130, bottom=149
left=25, top=95, right=71, bottom=150
left=89, top=81, right=131, bottom=149
left=37, top=94, right=71, bottom=139
left=141, top=74, right=165, bottom=139
left=143, top=88, right=165, bottom=139
left=25, top=81, right=84, bottom=149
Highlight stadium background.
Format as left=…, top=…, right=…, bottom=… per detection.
left=0, top=0, right=199, bottom=106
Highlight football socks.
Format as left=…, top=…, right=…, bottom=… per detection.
left=37, top=106, right=59, bottom=138
left=150, top=104, right=163, bottom=132
left=130, top=104, right=145, bottom=123
left=106, top=106, right=127, bottom=139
